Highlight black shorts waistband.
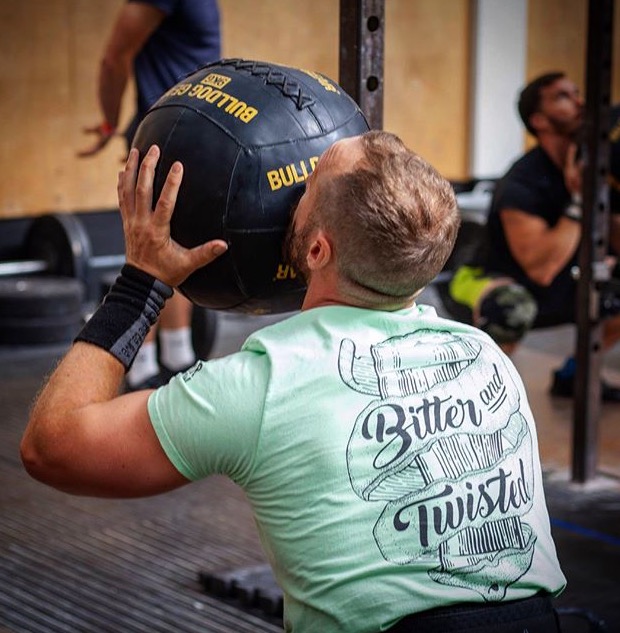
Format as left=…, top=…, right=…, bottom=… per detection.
left=386, top=594, right=559, bottom=633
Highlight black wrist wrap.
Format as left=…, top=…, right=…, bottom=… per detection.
left=75, top=264, right=173, bottom=370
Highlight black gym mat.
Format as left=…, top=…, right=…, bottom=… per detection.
left=0, top=350, right=281, bottom=633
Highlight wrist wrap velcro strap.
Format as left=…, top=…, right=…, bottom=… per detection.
left=75, top=264, right=173, bottom=370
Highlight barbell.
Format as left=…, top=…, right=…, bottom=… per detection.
left=0, top=213, right=126, bottom=298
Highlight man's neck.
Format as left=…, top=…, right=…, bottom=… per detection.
left=300, top=273, right=417, bottom=312
left=538, top=133, right=573, bottom=170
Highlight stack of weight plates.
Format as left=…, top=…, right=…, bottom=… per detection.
left=0, top=276, right=85, bottom=345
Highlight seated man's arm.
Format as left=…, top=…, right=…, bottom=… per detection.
left=500, top=208, right=581, bottom=286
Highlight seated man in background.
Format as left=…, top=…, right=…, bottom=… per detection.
left=447, top=72, right=620, bottom=402
left=21, top=131, right=566, bottom=633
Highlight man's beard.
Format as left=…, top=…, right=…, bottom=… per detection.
left=549, top=114, right=584, bottom=141
left=570, top=121, right=587, bottom=149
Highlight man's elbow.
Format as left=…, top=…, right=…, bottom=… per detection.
left=519, top=259, right=558, bottom=287
left=19, top=423, right=64, bottom=485
left=528, top=269, right=555, bottom=287
left=20, top=433, right=47, bottom=482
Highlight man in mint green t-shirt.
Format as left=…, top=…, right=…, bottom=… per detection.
left=22, top=131, right=566, bottom=633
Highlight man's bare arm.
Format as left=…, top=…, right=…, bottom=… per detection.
left=21, top=346, right=187, bottom=497
left=78, top=2, right=166, bottom=157
left=21, top=147, right=228, bottom=497
left=501, top=209, right=580, bottom=286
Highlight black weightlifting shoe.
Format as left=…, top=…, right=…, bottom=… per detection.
left=124, top=363, right=195, bottom=393
left=550, top=371, right=620, bottom=402
left=124, top=371, right=170, bottom=393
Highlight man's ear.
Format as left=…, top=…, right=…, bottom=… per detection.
left=306, top=229, right=333, bottom=271
left=529, top=111, right=547, bottom=134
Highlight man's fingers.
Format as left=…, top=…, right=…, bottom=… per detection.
left=135, top=145, right=160, bottom=217
left=77, top=138, right=107, bottom=158
left=190, top=240, right=229, bottom=268
left=77, top=146, right=99, bottom=158
left=77, top=124, right=116, bottom=158
left=154, top=161, right=183, bottom=225
left=567, top=143, right=578, bottom=165
left=117, top=143, right=224, bottom=286
left=118, top=148, right=140, bottom=217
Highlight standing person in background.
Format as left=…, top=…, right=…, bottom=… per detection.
left=78, top=0, right=221, bottom=390
left=448, top=71, right=620, bottom=401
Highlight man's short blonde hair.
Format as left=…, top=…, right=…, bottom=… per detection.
left=316, top=131, right=460, bottom=301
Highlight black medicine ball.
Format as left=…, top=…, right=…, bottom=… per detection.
left=132, top=58, right=370, bottom=313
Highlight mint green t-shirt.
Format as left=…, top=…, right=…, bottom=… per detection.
left=148, top=304, right=566, bottom=633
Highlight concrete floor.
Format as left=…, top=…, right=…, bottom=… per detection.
left=1, top=294, right=619, bottom=632
left=512, top=325, right=620, bottom=480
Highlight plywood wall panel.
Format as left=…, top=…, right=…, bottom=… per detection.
left=1, top=0, right=470, bottom=218
left=527, top=0, right=620, bottom=103
left=3, top=0, right=620, bottom=220
left=219, top=0, right=340, bottom=80
left=219, top=0, right=470, bottom=180
left=384, top=0, right=470, bottom=180
left=526, top=0, right=620, bottom=148
left=527, top=0, right=587, bottom=90
left=0, top=0, right=128, bottom=219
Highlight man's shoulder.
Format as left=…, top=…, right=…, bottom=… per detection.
left=493, top=146, right=558, bottom=209
left=506, top=146, right=551, bottom=178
